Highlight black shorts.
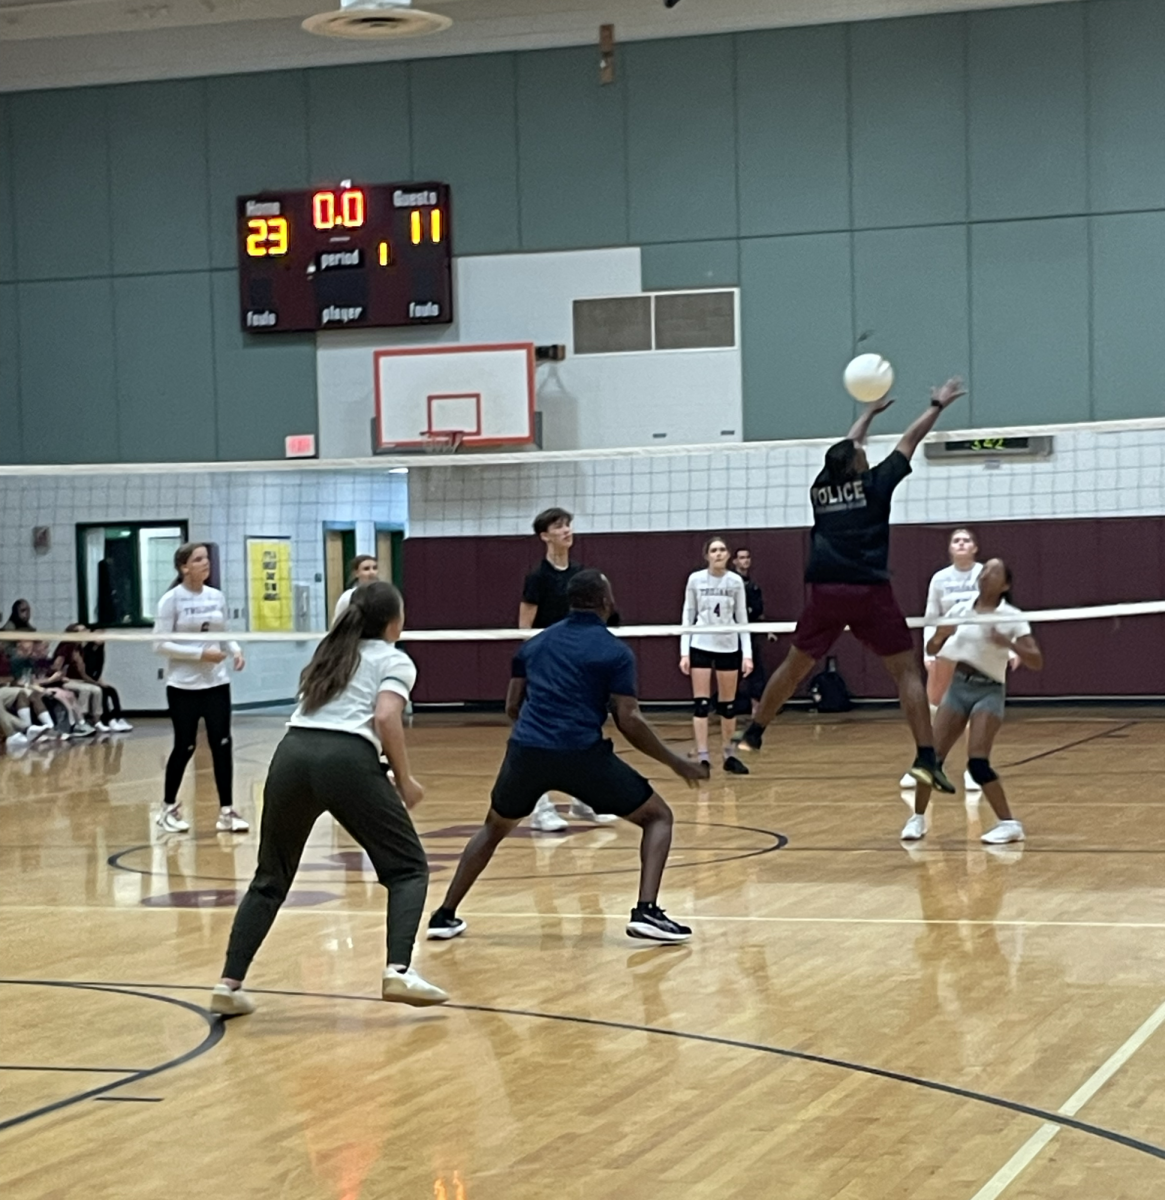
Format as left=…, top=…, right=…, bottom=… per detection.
left=689, top=646, right=743, bottom=672
left=491, top=739, right=654, bottom=821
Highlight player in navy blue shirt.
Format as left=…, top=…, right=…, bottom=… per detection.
left=428, top=569, right=709, bottom=943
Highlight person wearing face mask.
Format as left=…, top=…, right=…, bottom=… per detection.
left=680, top=536, right=753, bottom=775
left=153, top=542, right=247, bottom=834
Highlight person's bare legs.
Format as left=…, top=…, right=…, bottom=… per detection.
left=690, top=667, right=712, bottom=759
left=437, top=808, right=519, bottom=913
left=715, top=669, right=739, bottom=752
left=738, top=646, right=817, bottom=750
left=967, top=711, right=1011, bottom=821
left=926, top=657, right=956, bottom=709
left=621, top=793, right=675, bottom=904
left=913, top=705, right=967, bottom=816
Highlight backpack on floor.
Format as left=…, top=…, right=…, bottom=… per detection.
left=809, top=657, right=853, bottom=713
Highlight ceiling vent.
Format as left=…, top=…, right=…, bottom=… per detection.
left=303, top=0, right=451, bottom=40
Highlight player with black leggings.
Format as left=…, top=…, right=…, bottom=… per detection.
left=153, top=542, right=248, bottom=834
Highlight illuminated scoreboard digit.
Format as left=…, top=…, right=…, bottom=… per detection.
left=236, top=182, right=453, bottom=333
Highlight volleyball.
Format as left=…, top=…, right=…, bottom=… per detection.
left=843, top=354, right=895, bottom=403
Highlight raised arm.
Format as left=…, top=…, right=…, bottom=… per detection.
left=895, top=378, right=965, bottom=461
left=611, top=694, right=709, bottom=783
left=845, top=395, right=895, bottom=444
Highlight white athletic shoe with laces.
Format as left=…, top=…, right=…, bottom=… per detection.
left=530, top=794, right=568, bottom=832
left=111, top=719, right=133, bottom=732
left=899, top=772, right=917, bottom=789
left=156, top=806, right=190, bottom=833
left=981, top=819, right=1024, bottom=844
left=210, top=984, right=256, bottom=1015
left=381, top=966, right=449, bottom=1006
left=900, top=813, right=927, bottom=841
left=216, top=808, right=250, bottom=833
left=569, top=799, right=617, bottom=825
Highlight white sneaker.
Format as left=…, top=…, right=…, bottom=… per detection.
left=216, top=808, right=249, bottom=833
left=529, top=794, right=568, bottom=832
left=94, top=722, right=110, bottom=733
left=899, top=772, right=917, bottom=789
left=5, top=732, right=30, bottom=749
left=209, top=984, right=256, bottom=1015
left=381, top=966, right=449, bottom=1007
left=964, top=770, right=982, bottom=792
left=156, top=806, right=190, bottom=833
left=569, top=798, right=617, bottom=825
left=111, top=719, right=133, bottom=732
left=981, top=820, right=1024, bottom=845
left=900, top=813, right=927, bottom=841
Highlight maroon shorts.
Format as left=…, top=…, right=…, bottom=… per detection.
left=792, top=583, right=914, bottom=660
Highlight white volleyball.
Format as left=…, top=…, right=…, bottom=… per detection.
left=843, top=354, right=895, bottom=403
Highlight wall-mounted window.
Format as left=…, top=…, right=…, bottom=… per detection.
left=76, top=521, right=189, bottom=628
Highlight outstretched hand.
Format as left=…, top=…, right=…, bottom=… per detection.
left=930, top=377, right=966, bottom=409
left=870, top=396, right=895, bottom=415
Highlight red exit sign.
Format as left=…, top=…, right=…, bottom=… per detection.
left=285, top=434, right=317, bottom=459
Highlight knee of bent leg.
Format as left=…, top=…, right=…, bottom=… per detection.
left=692, top=697, right=712, bottom=719
left=967, top=757, right=998, bottom=786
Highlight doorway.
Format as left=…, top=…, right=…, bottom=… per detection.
left=323, top=527, right=356, bottom=623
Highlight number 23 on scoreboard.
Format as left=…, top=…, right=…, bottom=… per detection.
left=245, top=216, right=289, bottom=257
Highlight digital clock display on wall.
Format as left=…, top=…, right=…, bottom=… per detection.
left=924, top=435, right=1053, bottom=461
left=236, top=182, right=452, bottom=333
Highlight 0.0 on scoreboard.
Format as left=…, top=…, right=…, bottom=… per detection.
left=236, top=181, right=453, bottom=333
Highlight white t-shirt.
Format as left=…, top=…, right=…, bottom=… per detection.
left=937, top=600, right=1031, bottom=684
left=332, top=587, right=356, bottom=626
left=289, top=641, right=416, bottom=750
left=923, top=562, right=983, bottom=649
left=153, top=585, right=242, bottom=690
left=680, top=569, right=752, bottom=658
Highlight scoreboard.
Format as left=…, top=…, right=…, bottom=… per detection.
left=237, top=182, right=452, bottom=333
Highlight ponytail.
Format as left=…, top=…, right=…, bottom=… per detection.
left=298, top=581, right=403, bottom=713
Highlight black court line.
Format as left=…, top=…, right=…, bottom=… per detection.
left=93, top=1096, right=162, bottom=1103
left=1000, top=721, right=1139, bottom=768
left=0, top=981, right=223, bottom=1133
left=105, top=821, right=787, bottom=887
left=48, top=979, right=1165, bottom=1166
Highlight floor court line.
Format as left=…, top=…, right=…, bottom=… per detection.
left=6, top=905, right=1165, bottom=930
left=969, top=996, right=1165, bottom=1199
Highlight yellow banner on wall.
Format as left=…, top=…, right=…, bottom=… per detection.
left=247, top=539, right=293, bottom=632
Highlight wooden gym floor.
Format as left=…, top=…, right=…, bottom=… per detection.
left=2, top=707, right=1164, bottom=1199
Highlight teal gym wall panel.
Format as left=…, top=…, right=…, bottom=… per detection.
left=206, top=72, right=311, bottom=271
left=850, top=15, right=968, bottom=230
left=852, top=225, right=970, bottom=429
left=9, top=88, right=112, bottom=281
left=969, top=217, right=1091, bottom=428
left=967, top=3, right=1088, bottom=222
left=306, top=63, right=412, bottom=187
left=736, top=25, right=850, bottom=238
left=410, top=54, right=520, bottom=256
left=1087, top=0, right=1165, bottom=214
left=1090, top=212, right=1165, bottom=420
left=641, top=240, right=739, bottom=292
left=626, top=37, right=738, bottom=246
left=740, top=232, right=854, bottom=442
left=0, top=97, right=15, bottom=283
left=209, top=271, right=317, bottom=462
left=18, top=278, right=118, bottom=463
left=516, top=46, right=628, bottom=252
left=0, top=284, right=20, bottom=464
left=113, top=273, right=217, bottom=462
left=108, top=80, right=212, bottom=276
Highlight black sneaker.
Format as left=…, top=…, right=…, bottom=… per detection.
left=723, top=755, right=750, bottom=775
left=909, top=759, right=957, bottom=795
left=425, top=909, right=467, bottom=941
left=737, top=723, right=765, bottom=753
left=626, top=903, right=692, bottom=943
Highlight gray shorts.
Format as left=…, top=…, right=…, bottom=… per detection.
left=942, top=666, right=1006, bottom=720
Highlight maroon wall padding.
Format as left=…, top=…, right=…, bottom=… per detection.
left=403, top=517, right=1165, bottom=703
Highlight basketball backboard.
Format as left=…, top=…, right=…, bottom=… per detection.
left=373, top=342, right=536, bottom=452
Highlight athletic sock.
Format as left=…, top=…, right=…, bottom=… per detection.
left=37, top=712, right=53, bottom=728
left=916, top=746, right=937, bottom=769
left=697, top=751, right=710, bottom=764
left=17, top=707, right=31, bottom=726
